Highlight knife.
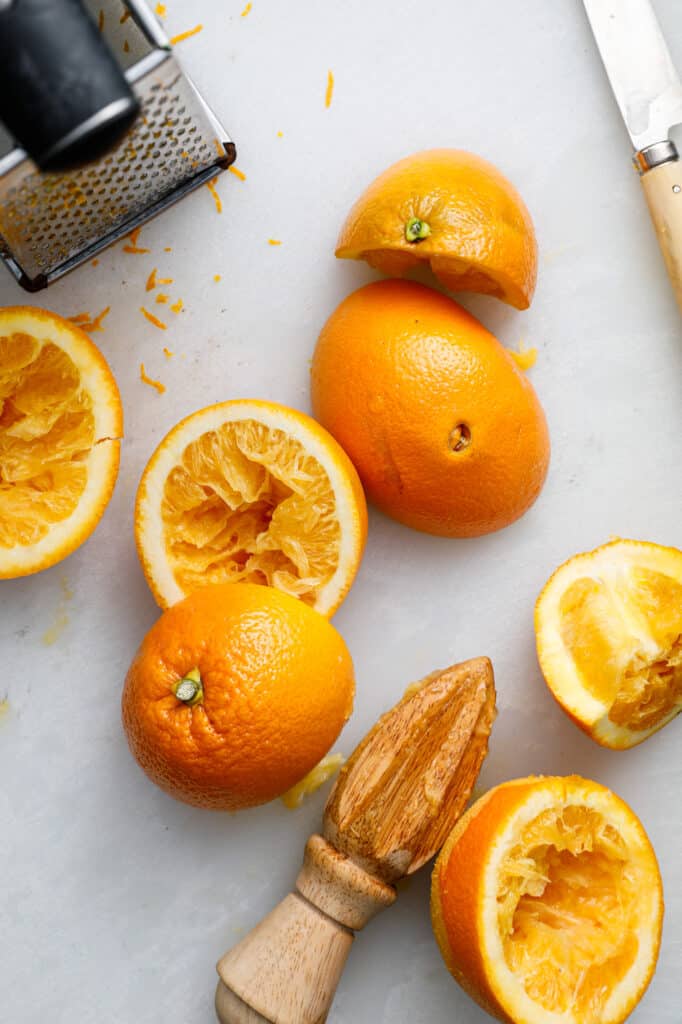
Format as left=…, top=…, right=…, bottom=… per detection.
left=583, top=0, right=682, bottom=310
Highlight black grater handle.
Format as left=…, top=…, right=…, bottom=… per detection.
left=0, top=0, right=140, bottom=171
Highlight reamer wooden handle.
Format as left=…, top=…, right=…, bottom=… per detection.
left=215, top=835, right=396, bottom=1024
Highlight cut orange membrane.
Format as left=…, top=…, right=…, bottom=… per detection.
left=0, top=307, right=121, bottom=578
left=134, top=400, right=367, bottom=616
left=535, top=539, right=682, bottom=748
left=431, top=776, right=663, bottom=1024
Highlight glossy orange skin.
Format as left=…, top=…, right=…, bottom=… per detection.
left=311, top=280, right=550, bottom=538
left=336, top=149, right=537, bottom=310
left=121, top=583, right=355, bottom=810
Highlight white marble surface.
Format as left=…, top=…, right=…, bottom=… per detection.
left=2, top=1, right=681, bottom=1021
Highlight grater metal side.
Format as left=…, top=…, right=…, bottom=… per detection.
left=0, top=5, right=234, bottom=291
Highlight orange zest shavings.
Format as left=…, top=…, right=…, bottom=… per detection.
left=155, top=2, right=167, bottom=15
left=268, top=239, right=282, bottom=246
left=140, top=307, right=167, bottom=330
left=170, top=24, right=203, bottom=45
left=170, top=299, right=183, bottom=314
left=120, top=8, right=131, bottom=22
left=241, top=2, right=252, bottom=15
left=509, top=342, right=538, bottom=371
left=68, top=307, right=110, bottom=333
left=156, top=294, right=169, bottom=304
left=87, top=306, right=111, bottom=333
left=164, top=247, right=172, bottom=253
left=92, top=258, right=99, bottom=267
left=123, top=227, right=151, bottom=254
left=163, top=347, right=174, bottom=358
left=123, top=40, right=130, bottom=52
left=140, top=364, right=166, bottom=394
left=213, top=274, right=221, bottom=282
left=146, top=268, right=158, bottom=292
left=206, top=178, right=222, bottom=214
left=325, top=69, right=334, bottom=108
left=98, top=9, right=104, bottom=32
left=156, top=273, right=173, bottom=285
left=277, top=131, right=283, bottom=138
left=229, top=165, right=246, bottom=181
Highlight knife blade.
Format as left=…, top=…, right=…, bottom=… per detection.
left=583, top=0, right=682, bottom=156
left=583, top=0, right=682, bottom=312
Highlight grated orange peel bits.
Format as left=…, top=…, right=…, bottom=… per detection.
left=134, top=399, right=367, bottom=616
left=0, top=307, right=122, bottom=578
left=536, top=539, right=682, bottom=748
left=431, top=775, right=663, bottom=1024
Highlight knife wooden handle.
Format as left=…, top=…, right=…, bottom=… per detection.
left=640, top=159, right=682, bottom=312
left=215, top=836, right=396, bottom=1024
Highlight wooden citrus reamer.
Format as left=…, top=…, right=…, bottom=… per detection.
left=215, top=656, right=496, bottom=1024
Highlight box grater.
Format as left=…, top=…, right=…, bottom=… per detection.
left=0, top=0, right=235, bottom=291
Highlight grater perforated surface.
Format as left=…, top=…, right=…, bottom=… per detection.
left=0, top=52, right=229, bottom=286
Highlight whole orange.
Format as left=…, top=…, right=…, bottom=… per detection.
left=121, top=582, right=354, bottom=810
left=311, top=280, right=550, bottom=538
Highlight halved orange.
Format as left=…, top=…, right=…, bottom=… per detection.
left=336, top=149, right=538, bottom=310
left=134, top=400, right=367, bottom=616
left=0, top=306, right=122, bottom=578
left=536, top=539, right=682, bottom=749
left=431, top=775, right=663, bottom=1024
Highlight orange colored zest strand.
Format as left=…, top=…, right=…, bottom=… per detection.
left=156, top=274, right=173, bottom=285
left=170, top=24, right=203, bottom=45
left=98, top=9, right=104, bottom=31
left=206, top=178, right=222, bottom=214
left=155, top=2, right=167, bottom=15
left=69, top=307, right=110, bottom=332
left=140, top=364, right=166, bottom=394
left=213, top=274, right=221, bottom=282
left=277, top=131, right=283, bottom=138
left=163, top=347, right=174, bottom=358
left=92, top=258, right=99, bottom=267
left=123, top=227, right=150, bottom=254
left=170, top=299, right=183, bottom=314
left=229, top=165, right=246, bottom=181
left=325, top=69, right=334, bottom=108
left=88, top=306, right=111, bottom=333
left=213, top=138, right=223, bottom=156
left=241, top=2, right=252, bottom=15
left=120, top=8, right=131, bottom=22
left=156, top=293, right=169, bottom=304
left=146, top=268, right=158, bottom=291
left=123, top=40, right=130, bottom=52
left=140, top=307, right=167, bottom=330
left=268, top=239, right=282, bottom=246
left=164, top=247, right=172, bottom=252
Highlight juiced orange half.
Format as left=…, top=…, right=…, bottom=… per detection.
left=134, top=400, right=367, bottom=616
left=431, top=775, right=663, bottom=1024
left=535, top=539, right=682, bottom=748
